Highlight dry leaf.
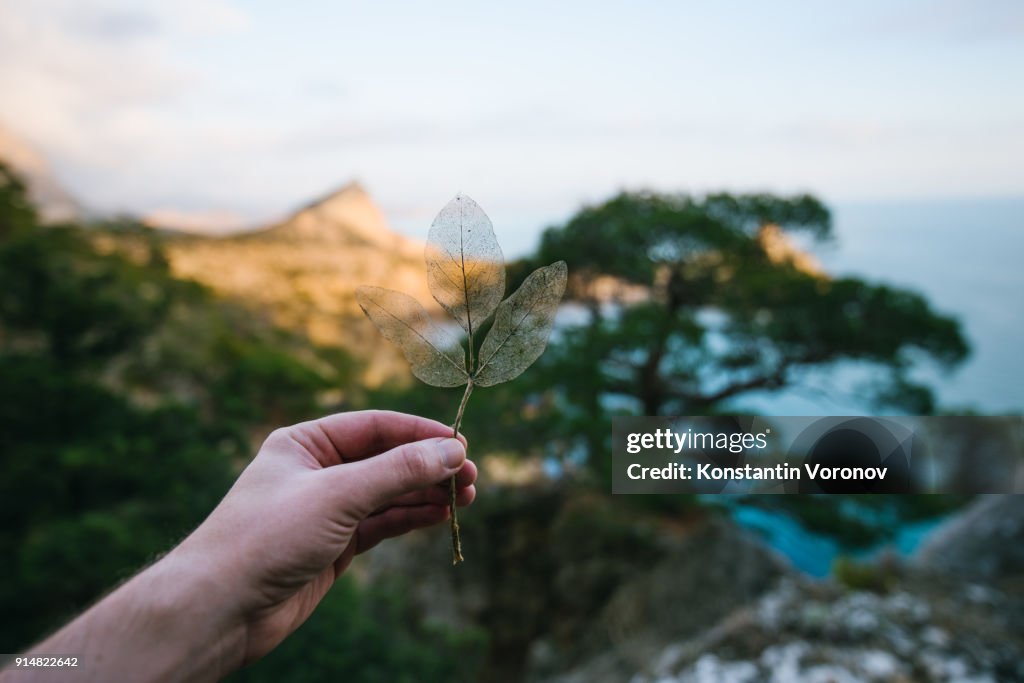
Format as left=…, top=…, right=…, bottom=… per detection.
left=355, top=285, right=469, bottom=387
left=474, top=261, right=568, bottom=387
left=426, top=194, right=505, bottom=338
left=356, top=195, right=567, bottom=565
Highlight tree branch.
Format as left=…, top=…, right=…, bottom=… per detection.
left=686, top=367, right=789, bottom=406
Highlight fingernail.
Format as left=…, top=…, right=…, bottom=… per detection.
left=439, top=438, right=466, bottom=469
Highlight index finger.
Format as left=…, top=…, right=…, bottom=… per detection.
left=293, top=410, right=468, bottom=466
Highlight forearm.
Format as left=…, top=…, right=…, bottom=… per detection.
left=5, top=546, right=247, bottom=683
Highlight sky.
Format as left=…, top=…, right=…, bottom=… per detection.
left=1, top=0, right=1022, bottom=253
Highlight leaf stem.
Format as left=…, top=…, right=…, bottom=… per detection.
left=449, top=378, right=474, bottom=565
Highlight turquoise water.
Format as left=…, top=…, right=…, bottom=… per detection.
left=724, top=502, right=946, bottom=577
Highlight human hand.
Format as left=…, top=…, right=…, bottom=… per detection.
left=2, top=410, right=476, bottom=683
left=171, top=410, right=476, bottom=667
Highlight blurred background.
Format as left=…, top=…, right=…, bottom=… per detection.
left=1, top=1, right=1022, bottom=681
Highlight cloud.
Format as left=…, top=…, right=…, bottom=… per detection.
left=62, top=6, right=162, bottom=42
left=0, top=0, right=248, bottom=200
left=870, top=0, right=1024, bottom=42
left=0, top=0, right=1020, bottom=229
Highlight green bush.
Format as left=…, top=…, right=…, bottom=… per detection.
left=230, top=578, right=486, bottom=683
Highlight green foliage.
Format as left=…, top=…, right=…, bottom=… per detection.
left=834, top=556, right=898, bottom=593
left=534, top=192, right=828, bottom=297
left=0, top=224, right=168, bottom=366
left=0, top=165, right=37, bottom=237
left=230, top=577, right=487, bottom=683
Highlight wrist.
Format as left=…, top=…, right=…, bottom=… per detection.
left=150, top=543, right=249, bottom=678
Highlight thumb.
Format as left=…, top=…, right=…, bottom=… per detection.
left=336, top=437, right=466, bottom=513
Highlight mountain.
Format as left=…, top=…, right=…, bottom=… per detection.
left=0, top=125, right=81, bottom=223
left=0, top=142, right=439, bottom=385
left=165, top=182, right=432, bottom=384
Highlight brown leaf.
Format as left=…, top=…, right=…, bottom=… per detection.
left=474, top=261, right=567, bottom=387
left=425, top=194, right=505, bottom=339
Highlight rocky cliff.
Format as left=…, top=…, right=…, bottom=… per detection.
left=165, top=183, right=432, bottom=384
left=915, top=494, right=1024, bottom=582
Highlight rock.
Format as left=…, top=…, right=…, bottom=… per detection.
left=628, top=571, right=1024, bottom=683
left=595, top=515, right=788, bottom=670
left=915, top=495, right=1024, bottom=582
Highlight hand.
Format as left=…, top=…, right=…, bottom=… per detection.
left=5, top=410, right=477, bottom=683
left=176, top=410, right=477, bottom=665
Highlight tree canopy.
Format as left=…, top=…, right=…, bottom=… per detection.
left=466, top=191, right=971, bottom=485
left=533, top=191, right=967, bottom=415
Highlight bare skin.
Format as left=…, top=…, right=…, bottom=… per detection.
left=2, top=410, right=476, bottom=682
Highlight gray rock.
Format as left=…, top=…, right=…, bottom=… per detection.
left=628, top=564, right=1023, bottom=683
left=915, top=494, right=1024, bottom=581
